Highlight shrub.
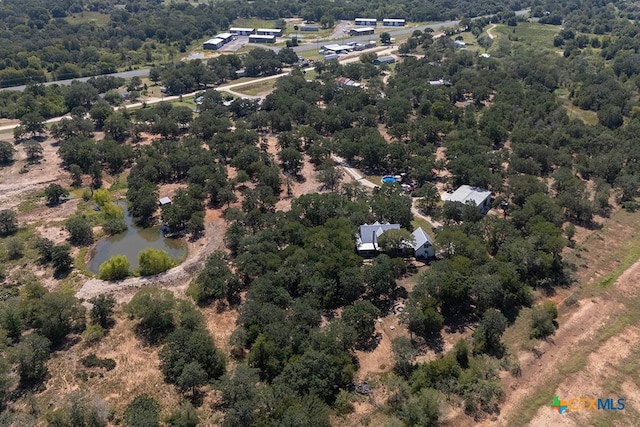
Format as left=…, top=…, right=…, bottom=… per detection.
left=530, top=301, right=558, bottom=339
left=103, top=217, right=127, bottom=235
left=98, top=255, right=130, bottom=281
left=81, top=353, right=116, bottom=370
left=138, top=248, right=174, bottom=276
left=66, top=215, right=94, bottom=246
left=82, top=324, right=106, bottom=344
left=0, top=209, right=18, bottom=236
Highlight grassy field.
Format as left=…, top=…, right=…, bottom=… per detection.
left=232, top=18, right=279, bottom=30
left=66, top=11, right=110, bottom=26
left=231, top=79, right=276, bottom=97
left=491, top=22, right=560, bottom=49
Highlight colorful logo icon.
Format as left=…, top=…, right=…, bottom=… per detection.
left=550, top=396, right=569, bottom=414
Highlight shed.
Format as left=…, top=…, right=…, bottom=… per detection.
left=159, top=197, right=172, bottom=206
left=300, top=26, right=319, bottom=32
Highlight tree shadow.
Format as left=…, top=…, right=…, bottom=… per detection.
left=355, top=332, right=382, bottom=352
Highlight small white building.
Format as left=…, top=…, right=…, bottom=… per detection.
left=383, top=18, right=406, bottom=27
left=355, top=18, right=377, bottom=26
left=445, top=185, right=492, bottom=214
left=159, top=197, right=172, bottom=206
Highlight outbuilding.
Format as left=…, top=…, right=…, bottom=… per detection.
left=350, top=27, right=375, bottom=36
left=374, top=56, right=396, bottom=65
left=159, top=197, right=172, bottom=206
left=355, top=18, right=377, bottom=26
left=383, top=18, right=406, bottom=26
left=229, top=27, right=255, bottom=36
left=203, top=38, right=225, bottom=50
left=300, top=26, right=319, bottom=32
left=249, top=34, right=276, bottom=43
left=256, top=28, right=283, bottom=37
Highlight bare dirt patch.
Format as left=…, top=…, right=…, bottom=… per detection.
left=0, top=136, right=68, bottom=210
left=527, top=325, right=640, bottom=426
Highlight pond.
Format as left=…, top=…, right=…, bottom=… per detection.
left=88, top=201, right=187, bottom=274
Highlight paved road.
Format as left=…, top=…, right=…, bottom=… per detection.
left=0, top=69, right=151, bottom=93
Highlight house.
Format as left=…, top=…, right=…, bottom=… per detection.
left=335, top=76, right=361, bottom=87
left=355, top=18, right=377, bottom=26
left=249, top=34, right=276, bottom=44
left=357, top=222, right=401, bottom=255
left=350, top=27, right=375, bottom=36
left=383, top=18, right=406, bottom=27
left=256, top=28, right=283, bottom=37
left=300, top=26, right=319, bottom=32
left=159, top=197, right=172, bottom=206
left=428, top=79, right=452, bottom=87
left=374, top=56, right=396, bottom=65
left=445, top=185, right=492, bottom=214
left=356, top=222, right=434, bottom=258
left=229, top=27, right=255, bottom=36
left=412, top=227, right=435, bottom=259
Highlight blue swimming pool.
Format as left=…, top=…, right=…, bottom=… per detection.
left=382, top=176, right=397, bottom=183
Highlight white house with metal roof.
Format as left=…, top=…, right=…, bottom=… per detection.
left=445, top=185, right=492, bottom=214
left=412, top=227, right=435, bottom=258
left=356, top=222, right=434, bottom=258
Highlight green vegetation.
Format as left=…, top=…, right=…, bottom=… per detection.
left=138, top=248, right=174, bottom=276
left=98, top=255, right=130, bottom=281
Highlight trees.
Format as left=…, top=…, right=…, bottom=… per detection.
left=377, top=229, right=415, bottom=254
left=138, top=248, right=174, bottom=276
left=24, top=140, right=43, bottom=162
left=188, top=251, right=234, bottom=304
left=66, top=214, right=94, bottom=245
left=380, top=32, right=392, bottom=44
left=124, top=395, right=161, bottom=427
left=0, top=141, right=15, bottom=164
left=126, top=288, right=176, bottom=341
left=159, top=327, right=226, bottom=391
left=89, top=295, right=116, bottom=328
left=37, top=291, right=86, bottom=345
left=0, top=209, right=18, bottom=236
left=341, top=301, right=380, bottom=345
left=472, top=309, right=508, bottom=357
left=278, top=146, right=304, bottom=176
left=14, top=333, right=51, bottom=383
left=530, top=301, right=558, bottom=339
left=44, top=183, right=69, bottom=206
left=51, top=244, right=73, bottom=273
left=15, top=112, right=46, bottom=139
left=98, top=255, right=130, bottom=281
left=318, top=163, right=343, bottom=191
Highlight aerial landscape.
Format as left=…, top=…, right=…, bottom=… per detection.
left=1, top=0, right=640, bottom=425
